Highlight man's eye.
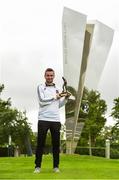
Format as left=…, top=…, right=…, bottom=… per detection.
left=46, top=75, right=53, bottom=77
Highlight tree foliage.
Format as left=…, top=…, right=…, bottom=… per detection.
left=110, top=97, right=119, bottom=144
left=0, top=84, right=33, bottom=155
left=81, top=90, right=107, bottom=144
left=111, top=97, right=119, bottom=121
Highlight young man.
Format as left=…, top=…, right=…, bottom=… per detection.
left=34, top=68, right=70, bottom=173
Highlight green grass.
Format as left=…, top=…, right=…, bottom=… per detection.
left=0, top=154, right=119, bottom=179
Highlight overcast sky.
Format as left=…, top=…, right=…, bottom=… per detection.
left=0, top=0, right=119, bottom=131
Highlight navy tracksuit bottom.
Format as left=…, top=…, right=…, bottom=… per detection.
left=35, top=120, right=61, bottom=168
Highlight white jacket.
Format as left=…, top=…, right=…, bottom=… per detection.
left=37, top=84, right=67, bottom=122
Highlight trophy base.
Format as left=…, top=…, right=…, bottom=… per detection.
left=59, top=92, right=71, bottom=97
left=59, top=92, right=67, bottom=97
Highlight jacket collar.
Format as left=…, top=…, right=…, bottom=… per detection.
left=45, top=82, right=55, bottom=87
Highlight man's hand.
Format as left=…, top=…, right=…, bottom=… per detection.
left=59, top=91, right=71, bottom=98
left=54, top=93, right=61, bottom=100
left=54, top=91, right=71, bottom=100
left=56, top=93, right=61, bottom=99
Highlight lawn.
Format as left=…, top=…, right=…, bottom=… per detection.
left=0, top=154, right=119, bottom=179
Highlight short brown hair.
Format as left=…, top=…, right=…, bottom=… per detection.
left=45, top=68, right=54, bottom=74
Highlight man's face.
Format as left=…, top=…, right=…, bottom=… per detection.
left=45, top=71, right=55, bottom=84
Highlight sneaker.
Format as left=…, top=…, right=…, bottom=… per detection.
left=34, top=167, right=41, bottom=173
left=53, top=167, right=60, bottom=173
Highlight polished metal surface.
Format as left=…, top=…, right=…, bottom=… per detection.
left=62, top=7, right=114, bottom=153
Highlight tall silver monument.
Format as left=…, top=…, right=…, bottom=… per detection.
left=62, top=7, right=114, bottom=154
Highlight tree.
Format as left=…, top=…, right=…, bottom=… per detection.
left=96, top=126, right=113, bottom=146
left=0, top=85, right=17, bottom=144
left=111, top=97, right=119, bottom=121
left=11, top=111, right=33, bottom=156
left=65, top=86, right=107, bottom=155
left=110, top=97, right=119, bottom=145
left=77, top=89, right=107, bottom=155
left=0, top=84, right=33, bottom=156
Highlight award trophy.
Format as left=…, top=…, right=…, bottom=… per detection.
left=59, top=77, right=71, bottom=98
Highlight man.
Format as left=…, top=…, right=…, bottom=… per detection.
left=34, top=68, right=70, bottom=173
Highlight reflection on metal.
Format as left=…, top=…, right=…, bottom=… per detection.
left=62, top=7, right=87, bottom=90
left=65, top=117, right=85, bottom=154
left=71, top=25, right=94, bottom=153
left=85, top=21, right=114, bottom=90
left=62, top=7, right=114, bottom=154
left=62, top=7, right=87, bottom=154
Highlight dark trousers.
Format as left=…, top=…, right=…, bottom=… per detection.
left=35, top=120, right=61, bottom=168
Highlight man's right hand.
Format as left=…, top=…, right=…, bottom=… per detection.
left=54, top=93, right=61, bottom=100
left=56, top=93, right=61, bottom=99
left=59, top=91, right=71, bottom=98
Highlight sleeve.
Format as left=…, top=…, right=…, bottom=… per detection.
left=59, top=97, right=68, bottom=108
left=37, top=85, right=54, bottom=106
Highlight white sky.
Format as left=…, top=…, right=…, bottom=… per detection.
left=0, top=0, right=119, bottom=131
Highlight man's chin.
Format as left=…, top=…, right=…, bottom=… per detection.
left=46, top=81, right=53, bottom=84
